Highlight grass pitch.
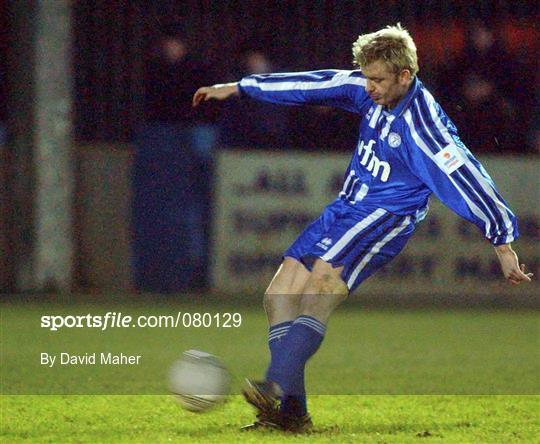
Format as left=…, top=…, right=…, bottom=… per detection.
left=2, top=395, right=538, bottom=443
left=1, top=299, right=539, bottom=442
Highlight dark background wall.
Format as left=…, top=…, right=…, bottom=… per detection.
left=71, top=0, right=539, bottom=143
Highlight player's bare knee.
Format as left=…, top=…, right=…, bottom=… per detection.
left=303, top=260, right=348, bottom=296
left=299, top=292, right=347, bottom=324
left=264, top=291, right=303, bottom=309
left=265, top=258, right=310, bottom=296
left=264, top=288, right=305, bottom=324
left=264, top=286, right=299, bottom=305
left=263, top=290, right=280, bottom=309
left=301, top=268, right=348, bottom=322
left=304, top=273, right=345, bottom=295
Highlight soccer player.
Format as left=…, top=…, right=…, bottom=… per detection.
left=193, top=24, right=532, bottom=432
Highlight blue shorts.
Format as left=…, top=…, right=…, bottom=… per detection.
left=284, top=199, right=416, bottom=292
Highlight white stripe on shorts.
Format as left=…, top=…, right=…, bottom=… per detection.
left=346, top=216, right=411, bottom=288
left=321, top=208, right=387, bottom=262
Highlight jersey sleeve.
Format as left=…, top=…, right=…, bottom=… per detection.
left=238, top=70, right=370, bottom=114
left=401, top=96, right=518, bottom=246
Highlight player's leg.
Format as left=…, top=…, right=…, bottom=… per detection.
left=266, top=210, right=416, bottom=428
left=263, top=256, right=310, bottom=394
left=263, top=257, right=311, bottom=375
left=264, top=257, right=311, bottom=325
left=299, top=259, right=348, bottom=323
left=260, top=258, right=312, bottom=428
left=261, top=223, right=327, bottom=391
left=241, top=257, right=311, bottom=431
left=243, top=201, right=342, bottom=431
left=265, top=259, right=347, bottom=424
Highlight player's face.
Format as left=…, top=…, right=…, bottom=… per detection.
left=362, top=60, right=412, bottom=110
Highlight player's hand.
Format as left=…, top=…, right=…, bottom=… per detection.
left=192, top=83, right=239, bottom=107
left=494, top=244, right=533, bottom=285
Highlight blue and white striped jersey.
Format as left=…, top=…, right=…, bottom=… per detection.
left=238, top=70, right=518, bottom=245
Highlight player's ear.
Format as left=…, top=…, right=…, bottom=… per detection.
left=398, top=69, right=411, bottom=85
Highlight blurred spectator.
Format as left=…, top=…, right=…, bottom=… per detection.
left=220, top=48, right=289, bottom=148
left=437, top=22, right=533, bottom=153
left=144, top=26, right=219, bottom=126
left=133, top=25, right=219, bottom=292
left=288, top=105, right=359, bottom=152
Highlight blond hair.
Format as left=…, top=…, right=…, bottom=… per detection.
left=352, top=24, right=419, bottom=77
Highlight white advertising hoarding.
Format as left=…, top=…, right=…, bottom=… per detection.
left=212, top=150, right=539, bottom=299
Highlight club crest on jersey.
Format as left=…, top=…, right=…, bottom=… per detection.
left=357, top=139, right=391, bottom=182
left=388, top=132, right=401, bottom=148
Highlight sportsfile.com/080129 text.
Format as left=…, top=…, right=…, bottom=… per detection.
left=40, top=312, right=243, bottom=331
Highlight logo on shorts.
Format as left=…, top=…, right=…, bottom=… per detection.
left=388, top=132, right=401, bottom=148
left=316, top=237, right=333, bottom=250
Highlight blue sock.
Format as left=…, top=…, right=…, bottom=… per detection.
left=266, top=316, right=326, bottom=416
left=265, top=321, right=308, bottom=417
left=267, top=321, right=292, bottom=369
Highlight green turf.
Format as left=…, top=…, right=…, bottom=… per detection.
left=1, top=301, right=539, bottom=441
left=2, top=395, right=539, bottom=443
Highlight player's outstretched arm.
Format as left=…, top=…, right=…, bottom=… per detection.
left=192, top=82, right=240, bottom=107
left=494, top=244, right=533, bottom=285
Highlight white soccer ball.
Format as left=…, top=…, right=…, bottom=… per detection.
left=169, top=350, right=231, bottom=412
